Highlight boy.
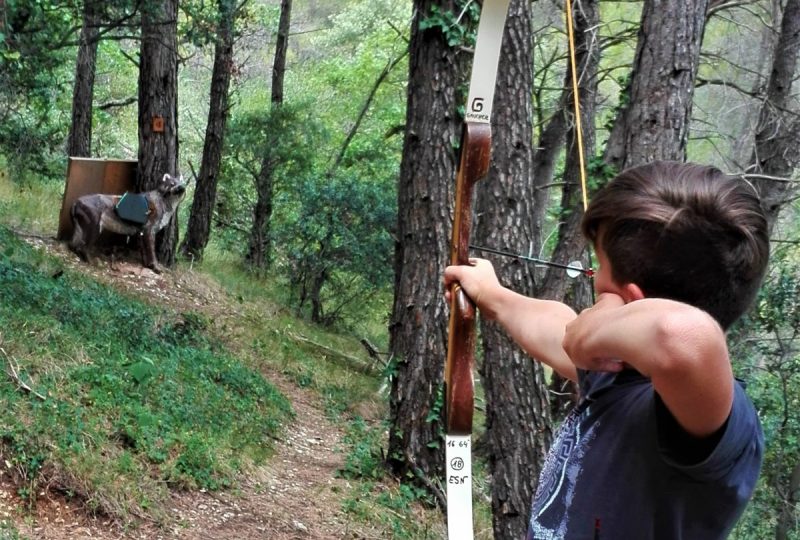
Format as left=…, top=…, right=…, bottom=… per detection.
left=444, top=161, right=769, bottom=539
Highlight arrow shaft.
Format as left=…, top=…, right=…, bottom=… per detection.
left=470, top=244, right=594, bottom=277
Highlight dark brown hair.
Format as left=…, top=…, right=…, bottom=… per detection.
left=582, top=161, right=769, bottom=329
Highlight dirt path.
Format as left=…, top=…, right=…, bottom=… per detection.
left=1, top=238, right=385, bottom=539
left=2, top=376, right=365, bottom=539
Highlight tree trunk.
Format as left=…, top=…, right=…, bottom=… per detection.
left=270, top=0, right=291, bottom=106
left=530, top=96, right=567, bottom=259
left=728, top=0, right=782, bottom=168
left=67, top=0, right=100, bottom=158
left=539, top=0, right=599, bottom=304
left=472, top=1, right=552, bottom=537
left=387, top=0, right=461, bottom=483
left=137, top=0, right=179, bottom=267
left=180, top=0, right=236, bottom=261
left=246, top=0, right=292, bottom=269
left=748, top=0, right=800, bottom=233
left=538, top=0, right=601, bottom=422
left=604, top=0, right=709, bottom=170
left=776, top=459, right=800, bottom=540
left=247, top=159, right=275, bottom=269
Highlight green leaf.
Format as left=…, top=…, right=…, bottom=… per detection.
left=130, top=357, right=156, bottom=384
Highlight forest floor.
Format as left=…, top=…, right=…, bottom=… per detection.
left=0, top=235, right=395, bottom=540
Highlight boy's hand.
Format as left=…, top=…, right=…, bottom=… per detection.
left=562, top=293, right=627, bottom=373
left=443, top=258, right=502, bottom=319
left=445, top=259, right=582, bottom=381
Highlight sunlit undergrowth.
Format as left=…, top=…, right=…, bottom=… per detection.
left=198, top=242, right=387, bottom=417
left=0, top=226, right=292, bottom=521
left=0, top=174, right=448, bottom=537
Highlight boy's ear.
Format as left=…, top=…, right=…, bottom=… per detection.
left=620, top=282, right=645, bottom=303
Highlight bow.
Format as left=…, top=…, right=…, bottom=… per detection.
left=444, top=1, right=510, bottom=538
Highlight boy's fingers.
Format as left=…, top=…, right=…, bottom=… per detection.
left=443, top=265, right=461, bottom=287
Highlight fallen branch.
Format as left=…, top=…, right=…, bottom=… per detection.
left=286, top=331, right=374, bottom=374
left=360, top=338, right=390, bottom=370
left=0, top=343, right=47, bottom=401
left=404, top=448, right=447, bottom=512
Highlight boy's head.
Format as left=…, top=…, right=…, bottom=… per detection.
left=582, top=161, right=769, bottom=329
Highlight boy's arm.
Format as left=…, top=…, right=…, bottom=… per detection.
left=444, top=259, right=580, bottom=381
left=563, top=296, right=734, bottom=438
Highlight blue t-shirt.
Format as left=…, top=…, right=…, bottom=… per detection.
left=527, top=369, right=763, bottom=540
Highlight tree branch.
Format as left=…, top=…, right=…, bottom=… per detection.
left=327, top=50, right=408, bottom=177
left=0, top=343, right=47, bottom=401
left=97, top=97, right=137, bottom=111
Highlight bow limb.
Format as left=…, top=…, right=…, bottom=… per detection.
left=443, top=126, right=489, bottom=540
left=445, top=122, right=491, bottom=436
left=444, top=124, right=491, bottom=540
left=444, top=2, right=510, bottom=538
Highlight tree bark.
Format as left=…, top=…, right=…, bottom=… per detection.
left=748, top=0, right=800, bottom=233
left=472, top=1, right=552, bottom=537
left=67, top=0, right=100, bottom=158
left=604, top=0, right=709, bottom=170
left=270, top=0, right=291, bottom=105
left=539, top=0, right=599, bottom=304
left=387, top=0, right=462, bottom=483
left=137, top=0, right=179, bottom=267
left=247, top=0, right=292, bottom=269
left=180, top=0, right=237, bottom=261
left=530, top=97, right=567, bottom=259
left=776, top=459, right=800, bottom=540
left=536, top=0, right=601, bottom=422
left=728, top=0, right=782, bottom=168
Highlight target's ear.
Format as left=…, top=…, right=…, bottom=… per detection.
left=161, top=173, right=170, bottom=184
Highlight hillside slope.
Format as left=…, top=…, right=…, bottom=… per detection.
left=0, top=230, right=439, bottom=539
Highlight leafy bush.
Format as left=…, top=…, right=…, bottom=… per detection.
left=338, top=417, right=386, bottom=480
left=730, top=248, right=800, bottom=539
left=276, top=170, right=395, bottom=326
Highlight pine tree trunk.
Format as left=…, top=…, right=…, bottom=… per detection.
left=247, top=0, right=292, bottom=269
left=472, top=1, right=552, bottom=537
left=387, top=0, right=461, bottom=483
left=777, top=459, right=800, bottom=540
left=537, top=0, right=600, bottom=433
left=67, top=0, right=100, bottom=158
left=604, top=0, right=709, bottom=169
left=539, top=0, right=599, bottom=305
left=137, top=0, right=179, bottom=267
left=271, top=0, right=291, bottom=105
left=180, top=0, right=236, bottom=261
left=530, top=95, right=567, bottom=258
left=749, top=0, right=800, bottom=233
left=247, top=161, right=274, bottom=269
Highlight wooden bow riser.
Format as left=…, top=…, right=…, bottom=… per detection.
left=445, top=122, right=492, bottom=436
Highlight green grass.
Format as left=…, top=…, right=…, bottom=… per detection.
left=0, top=521, right=24, bottom=540
left=0, top=170, right=60, bottom=235
left=196, top=240, right=386, bottom=418
left=0, top=226, right=292, bottom=520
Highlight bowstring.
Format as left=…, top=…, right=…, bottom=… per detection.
left=565, top=0, right=589, bottom=213
left=565, top=0, right=597, bottom=306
